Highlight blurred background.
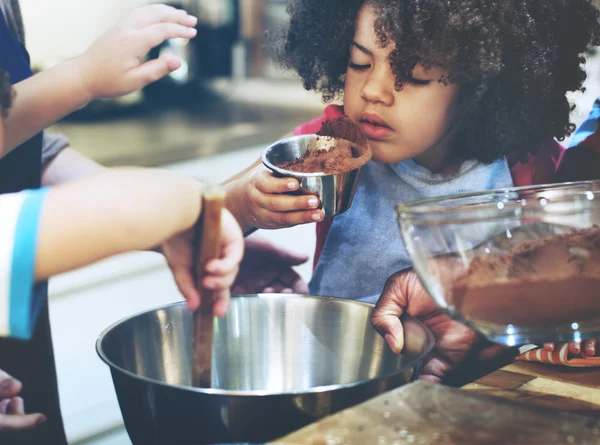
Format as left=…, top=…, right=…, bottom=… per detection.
left=17, top=0, right=600, bottom=443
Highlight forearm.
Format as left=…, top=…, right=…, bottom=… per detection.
left=4, top=59, right=92, bottom=155
left=35, top=168, right=202, bottom=280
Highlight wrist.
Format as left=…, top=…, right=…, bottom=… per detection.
left=69, top=55, right=97, bottom=105
left=224, top=181, right=254, bottom=233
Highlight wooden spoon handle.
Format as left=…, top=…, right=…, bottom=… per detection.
left=192, top=185, right=225, bottom=388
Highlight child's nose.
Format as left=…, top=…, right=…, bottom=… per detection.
left=360, top=67, right=394, bottom=106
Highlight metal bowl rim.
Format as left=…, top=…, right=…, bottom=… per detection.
left=262, top=134, right=367, bottom=178
left=96, top=293, right=434, bottom=397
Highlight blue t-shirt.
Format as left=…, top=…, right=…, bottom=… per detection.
left=570, top=98, right=600, bottom=147
left=309, top=157, right=514, bottom=302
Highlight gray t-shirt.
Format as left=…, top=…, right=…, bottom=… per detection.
left=309, top=157, right=514, bottom=303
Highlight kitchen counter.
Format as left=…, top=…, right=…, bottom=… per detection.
left=275, top=361, right=600, bottom=444
left=50, top=79, right=326, bottom=168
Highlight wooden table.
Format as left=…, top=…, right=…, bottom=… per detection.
left=274, top=361, right=600, bottom=444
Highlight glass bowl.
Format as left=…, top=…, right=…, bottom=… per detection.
left=396, top=180, right=600, bottom=346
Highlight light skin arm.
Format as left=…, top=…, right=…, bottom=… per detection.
left=35, top=167, right=203, bottom=280
left=2, top=4, right=198, bottom=155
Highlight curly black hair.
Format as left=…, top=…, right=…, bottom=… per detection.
left=0, top=71, right=13, bottom=118
left=277, top=0, right=600, bottom=163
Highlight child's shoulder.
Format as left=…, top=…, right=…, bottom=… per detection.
left=294, top=105, right=344, bottom=136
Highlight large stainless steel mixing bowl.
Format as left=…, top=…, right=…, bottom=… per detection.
left=97, top=294, right=434, bottom=444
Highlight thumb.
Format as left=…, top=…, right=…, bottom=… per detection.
left=371, top=272, right=409, bottom=354
left=131, top=55, right=182, bottom=89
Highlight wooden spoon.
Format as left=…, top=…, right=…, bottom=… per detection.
left=192, top=185, right=225, bottom=388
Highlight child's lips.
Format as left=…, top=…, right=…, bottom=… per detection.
left=359, top=120, right=394, bottom=140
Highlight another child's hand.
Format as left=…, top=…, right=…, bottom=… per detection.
left=240, top=166, right=324, bottom=230
left=231, top=232, right=309, bottom=295
left=161, top=209, right=244, bottom=317
left=0, top=369, right=46, bottom=432
left=543, top=339, right=597, bottom=357
left=76, top=4, right=198, bottom=100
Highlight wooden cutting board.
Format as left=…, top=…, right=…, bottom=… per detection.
left=463, top=361, right=600, bottom=417
left=273, top=378, right=600, bottom=445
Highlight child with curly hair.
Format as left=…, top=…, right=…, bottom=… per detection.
left=225, top=0, right=600, bottom=303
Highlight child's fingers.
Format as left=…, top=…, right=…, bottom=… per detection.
left=543, top=342, right=555, bottom=352
left=131, top=56, right=182, bottom=89
left=202, top=268, right=239, bottom=291
left=171, top=266, right=201, bottom=311
left=138, top=23, right=197, bottom=50
left=0, top=411, right=46, bottom=432
left=254, top=170, right=300, bottom=194
left=7, top=397, right=24, bottom=415
left=212, top=292, right=231, bottom=318
left=131, top=4, right=197, bottom=29
left=568, top=340, right=582, bottom=355
left=583, top=338, right=596, bottom=356
left=250, top=187, right=320, bottom=212
left=205, top=258, right=238, bottom=275
left=0, top=371, right=21, bottom=399
left=218, top=211, right=245, bottom=267
left=0, top=399, right=10, bottom=414
left=260, top=209, right=325, bottom=227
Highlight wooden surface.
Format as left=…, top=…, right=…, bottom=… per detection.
left=192, top=186, right=225, bottom=388
left=273, top=362, right=600, bottom=445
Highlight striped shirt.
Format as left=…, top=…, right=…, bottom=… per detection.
left=0, top=187, right=47, bottom=339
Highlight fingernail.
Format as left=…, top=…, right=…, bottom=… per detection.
left=586, top=343, right=596, bottom=356
left=0, top=378, right=18, bottom=392
left=288, top=181, right=298, bottom=190
left=544, top=343, right=554, bottom=351
left=37, top=416, right=47, bottom=425
left=385, top=334, right=399, bottom=354
left=308, top=198, right=319, bottom=208
left=312, top=212, right=324, bottom=221
left=573, top=342, right=581, bottom=354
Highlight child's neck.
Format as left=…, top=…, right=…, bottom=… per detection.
left=413, top=143, right=461, bottom=175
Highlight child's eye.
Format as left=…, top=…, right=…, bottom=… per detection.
left=348, top=62, right=371, bottom=71
left=407, top=77, right=431, bottom=86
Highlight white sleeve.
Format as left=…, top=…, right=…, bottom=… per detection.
left=0, top=188, right=48, bottom=339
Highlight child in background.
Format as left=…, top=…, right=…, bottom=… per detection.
left=0, top=70, right=244, bottom=433
left=225, top=0, right=600, bottom=303
left=0, top=3, right=230, bottom=443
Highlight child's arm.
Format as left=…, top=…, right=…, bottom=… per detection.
left=2, top=4, right=197, bottom=155
left=35, top=168, right=202, bottom=279
left=0, top=168, right=243, bottom=340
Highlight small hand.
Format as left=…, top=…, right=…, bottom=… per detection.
left=0, top=370, right=45, bottom=432
left=76, top=4, right=198, bottom=100
left=231, top=232, right=309, bottom=295
left=543, top=339, right=597, bottom=357
left=371, top=270, right=516, bottom=383
left=161, top=208, right=244, bottom=317
left=241, top=166, right=324, bottom=229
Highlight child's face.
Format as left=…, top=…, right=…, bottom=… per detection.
left=343, top=6, right=459, bottom=171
